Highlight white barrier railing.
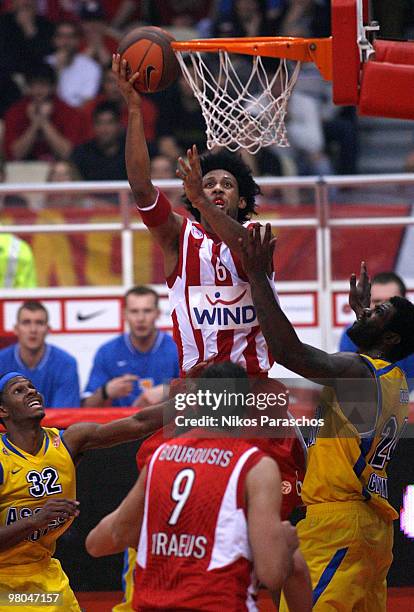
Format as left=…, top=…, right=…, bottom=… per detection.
left=1, top=174, right=414, bottom=353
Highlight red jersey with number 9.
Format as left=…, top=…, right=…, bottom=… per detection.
left=133, top=435, right=265, bottom=611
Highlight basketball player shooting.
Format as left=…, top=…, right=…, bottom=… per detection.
left=112, top=52, right=275, bottom=378
left=112, top=51, right=306, bottom=515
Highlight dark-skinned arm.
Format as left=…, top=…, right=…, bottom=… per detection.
left=112, top=53, right=182, bottom=277
left=0, top=499, right=79, bottom=552
left=239, top=224, right=370, bottom=382
left=62, top=398, right=176, bottom=461
left=177, top=145, right=250, bottom=254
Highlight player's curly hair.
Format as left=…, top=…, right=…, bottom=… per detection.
left=385, top=296, right=414, bottom=361
left=182, top=149, right=261, bottom=224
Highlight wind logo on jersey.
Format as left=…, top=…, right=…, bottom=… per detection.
left=189, top=286, right=258, bottom=330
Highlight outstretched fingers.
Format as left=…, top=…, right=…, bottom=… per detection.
left=187, top=145, right=202, bottom=175
left=112, top=53, right=139, bottom=84
left=176, top=156, right=191, bottom=180
left=112, top=53, right=120, bottom=74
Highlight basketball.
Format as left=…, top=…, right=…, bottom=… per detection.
left=117, top=26, right=180, bottom=94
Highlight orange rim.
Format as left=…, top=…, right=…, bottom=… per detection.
left=172, top=36, right=333, bottom=81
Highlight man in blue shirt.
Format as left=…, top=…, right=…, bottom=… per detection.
left=339, top=271, right=414, bottom=390
left=0, top=300, right=80, bottom=407
left=82, top=286, right=179, bottom=407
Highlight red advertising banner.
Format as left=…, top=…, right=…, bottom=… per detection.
left=2, top=203, right=408, bottom=286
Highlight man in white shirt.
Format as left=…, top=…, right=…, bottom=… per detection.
left=47, top=20, right=101, bottom=107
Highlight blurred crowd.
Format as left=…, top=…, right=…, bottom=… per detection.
left=0, top=0, right=414, bottom=211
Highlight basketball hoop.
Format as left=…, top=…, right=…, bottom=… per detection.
left=172, top=37, right=332, bottom=154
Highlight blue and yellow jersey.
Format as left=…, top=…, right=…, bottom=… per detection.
left=302, top=356, right=409, bottom=521
left=0, top=427, right=76, bottom=567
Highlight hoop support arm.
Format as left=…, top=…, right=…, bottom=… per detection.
left=172, top=37, right=333, bottom=81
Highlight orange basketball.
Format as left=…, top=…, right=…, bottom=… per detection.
left=118, top=26, right=180, bottom=94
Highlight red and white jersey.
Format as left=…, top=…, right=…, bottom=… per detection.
left=167, top=215, right=278, bottom=375
left=133, top=436, right=265, bottom=612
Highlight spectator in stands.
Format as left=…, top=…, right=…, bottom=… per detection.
left=47, top=159, right=80, bottom=183
left=47, top=20, right=102, bottom=107
left=144, top=0, right=212, bottom=28
left=287, top=58, right=359, bottom=176
left=82, top=285, right=179, bottom=408
left=211, top=0, right=284, bottom=38
left=150, top=154, right=182, bottom=207
left=0, top=232, right=36, bottom=287
left=24, top=0, right=79, bottom=23
left=0, top=159, right=28, bottom=207
left=339, top=271, right=414, bottom=389
left=372, top=0, right=412, bottom=40
left=155, top=68, right=207, bottom=161
left=4, top=63, right=84, bottom=161
left=82, top=66, right=158, bottom=147
left=44, top=160, right=84, bottom=208
left=79, top=0, right=119, bottom=68
left=71, top=100, right=127, bottom=181
left=101, top=0, right=141, bottom=30
left=0, top=300, right=80, bottom=407
left=0, top=0, right=54, bottom=78
left=151, top=155, right=175, bottom=179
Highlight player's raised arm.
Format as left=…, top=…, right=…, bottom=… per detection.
left=112, top=53, right=182, bottom=276
left=239, top=224, right=370, bottom=382
left=62, top=398, right=175, bottom=460
left=177, top=145, right=251, bottom=255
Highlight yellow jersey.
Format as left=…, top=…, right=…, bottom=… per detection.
left=302, top=356, right=409, bottom=521
left=0, top=427, right=76, bottom=567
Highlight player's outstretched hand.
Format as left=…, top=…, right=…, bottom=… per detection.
left=30, top=499, right=80, bottom=529
left=349, top=261, right=371, bottom=320
left=176, top=145, right=206, bottom=208
left=112, top=53, right=141, bottom=109
left=239, top=223, right=276, bottom=277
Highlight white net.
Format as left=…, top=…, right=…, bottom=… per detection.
left=175, top=50, right=301, bottom=154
